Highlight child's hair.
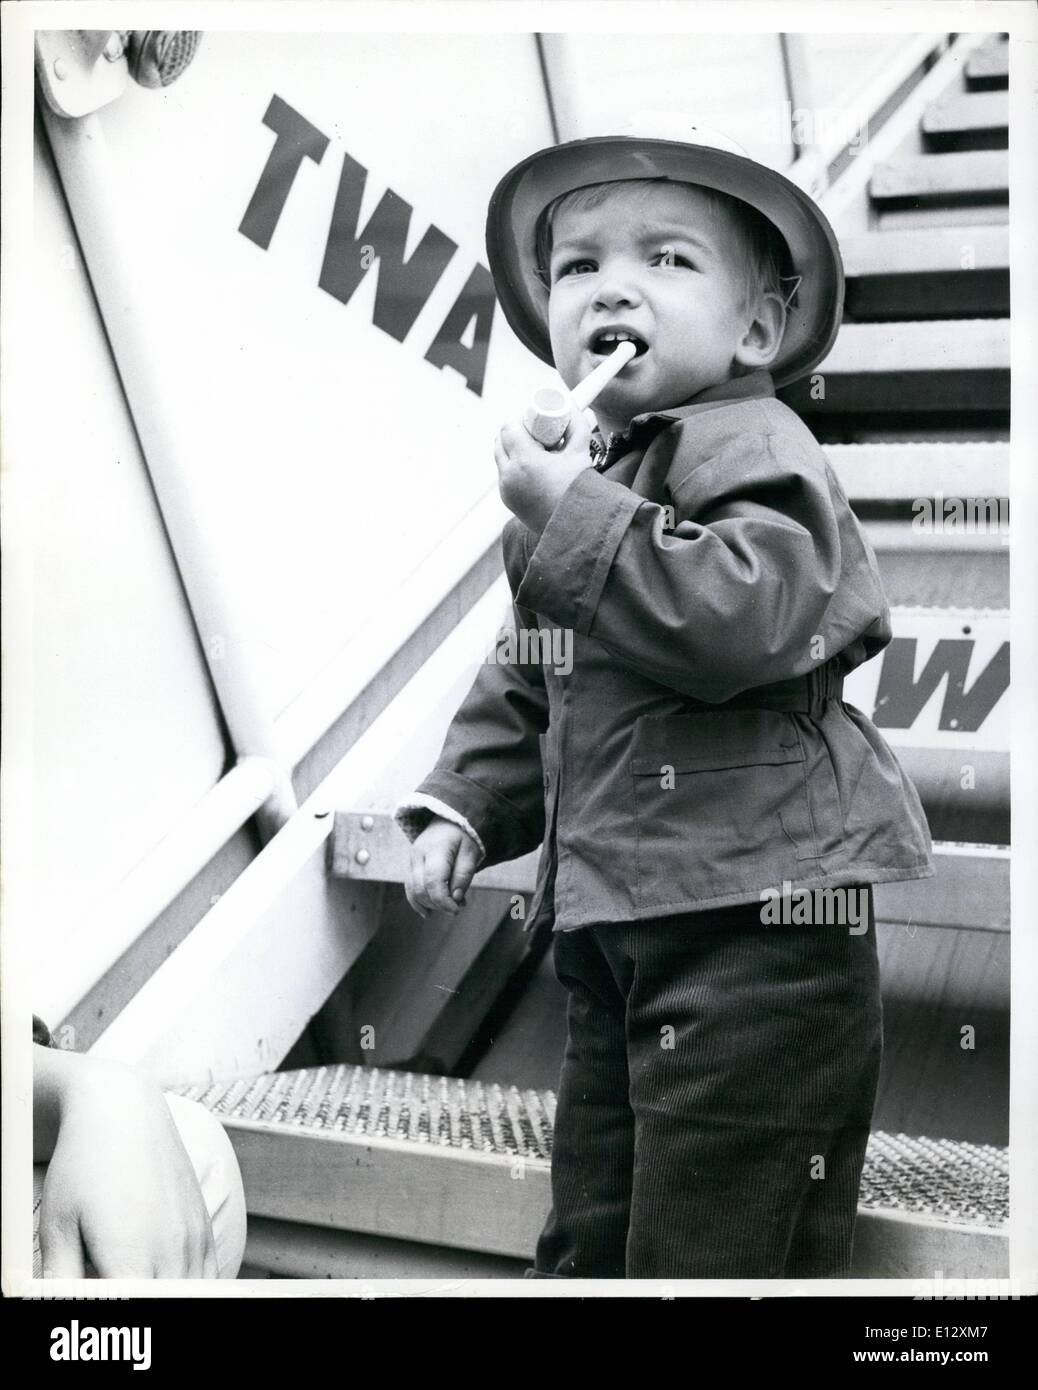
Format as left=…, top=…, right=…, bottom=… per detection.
left=533, top=177, right=796, bottom=315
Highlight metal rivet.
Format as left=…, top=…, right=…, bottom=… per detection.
left=360, top=815, right=374, bottom=831
left=355, top=848, right=370, bottom=866
left=53, top=58, right=68, bottom=79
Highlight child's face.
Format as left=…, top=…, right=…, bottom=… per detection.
left=545, top=183, right=777, bottom=433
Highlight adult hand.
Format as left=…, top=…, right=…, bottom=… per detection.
left=37, top=1050, right=217, bottom=1278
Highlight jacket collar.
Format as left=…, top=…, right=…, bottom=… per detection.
left=590, top=370, right=776, bottom=464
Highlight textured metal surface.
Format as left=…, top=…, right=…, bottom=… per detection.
left=127, top=30, right=203, bottom=88
left=180, top=1066, right=1007, bottom=1229
left=859, top=1131, right=1008, bottom=1228
left=177, top=1065, right=555, bottom=1161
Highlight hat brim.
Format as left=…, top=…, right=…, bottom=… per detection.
left=485, top=136, right=844, bottom=390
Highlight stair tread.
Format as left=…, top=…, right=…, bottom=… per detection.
left=179, top=1062, right=557, bottom=1157
left=179, top=1068, right=1008, bottom=1231
left=824, top=442, right=1008, bottom=500
left=870, top=150, right=1008, bottom=202
left=876, top=205, right=1009, bottom=231
left=858, top=1132, right=1007, bottom=1228
left=965, top=40, right=1009, bottom=87
left=840, top=225, right=1008, bottom=276
left=922, top=88, right=1008, bottom=136
left=820, top=319, right=1008, bottom=373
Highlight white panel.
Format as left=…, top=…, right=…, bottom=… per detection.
left=844, top=609, right=1009, bottom=752
left=542, top=32, right=794, bottom=169
left=802, top=33, right=927, bottom=120
left=29, top=124, right=226, bottom=955
left=88, top=32, right=556, bottom=720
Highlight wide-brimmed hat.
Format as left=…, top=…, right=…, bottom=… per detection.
left=485, top=113, right=844, bottom=388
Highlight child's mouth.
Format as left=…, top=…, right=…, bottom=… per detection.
left=590, top=331, right=649, bottom=359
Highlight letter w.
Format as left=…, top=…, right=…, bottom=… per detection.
left=873, top=638, right=1009, bottom=733
left=319, top=152, right=457, bottom=341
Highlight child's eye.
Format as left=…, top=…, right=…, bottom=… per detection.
left=652, top=247, right=694, bottom=268
left=556, top=258, right=597, bottom=279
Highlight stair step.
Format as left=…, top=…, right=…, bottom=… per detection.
left=823, top=319, right=1008, bottom=373
left=177, top=1067, right=1008, bottom=1272
left=869, top=151, right=1008, bottom=208
left=179, top=1065, right=555, bottom=1258
left=242, top=1218, right=528, bottom=1279
left=859, top=1132, right=1007, bottom=1228
left=841, top=226, right=1008, bottom=278
left=876, top=552, right=1007, bottom=613
left=922, top=89, right=1008, bottom=151
left=965, top=39, right=1009, bottom=90
left=876, top=205, right=1009, bottom=232
left=841, top=226, right=1009, bottom=319
left=825, top=441, right=1008, bottom=502
left=780, top=319, right=1009, bottom=425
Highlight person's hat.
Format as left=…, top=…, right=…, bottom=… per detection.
left=485, top=112, right=844, bottom=388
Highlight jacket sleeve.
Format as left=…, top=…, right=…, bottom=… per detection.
left=513, top=423, right=882, bottom=703
left=395, top=528, right=550, bottom=867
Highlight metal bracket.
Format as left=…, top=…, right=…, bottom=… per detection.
left=35, top=31, right=128, bottom=118
left=331, top=810, right=539, bottom=893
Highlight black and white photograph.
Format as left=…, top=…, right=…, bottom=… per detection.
left=2, top=0, right=1036, bottom=1355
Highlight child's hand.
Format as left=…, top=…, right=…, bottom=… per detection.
left=38, top=1052, right=218, bottom=1278
left=494, top=410, right=593, bottom=534
left=404, top=816, right=482, bottom=919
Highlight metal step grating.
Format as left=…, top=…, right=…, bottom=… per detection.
left=177, top=1064, right=556, bottom=1161
left=858, top=1131, right=1007, bottom=1228
left=178, top=1066, right=1008, bottom=1231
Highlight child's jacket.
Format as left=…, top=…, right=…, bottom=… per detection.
left=397, top=370, right=934, bottom=932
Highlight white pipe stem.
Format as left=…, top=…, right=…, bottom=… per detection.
left=523, top=342, right=636, bottom=448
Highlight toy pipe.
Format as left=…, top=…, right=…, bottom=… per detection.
left=522, top=340, right=637, bottom=448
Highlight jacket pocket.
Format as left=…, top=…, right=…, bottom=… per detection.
left=630, top=708, right=820, bottom=911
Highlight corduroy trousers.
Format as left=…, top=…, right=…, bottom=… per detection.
left=529, top=888, right=882, bottom=1279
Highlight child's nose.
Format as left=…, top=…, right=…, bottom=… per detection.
left=592, top=261, right=645, bottom=311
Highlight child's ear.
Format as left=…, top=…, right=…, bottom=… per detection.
left=734, top=291, right=787, bottom=370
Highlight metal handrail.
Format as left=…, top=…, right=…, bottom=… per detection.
left=786, top=32, right=956, bottom=199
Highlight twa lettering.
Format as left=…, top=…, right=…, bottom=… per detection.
left=874, top=638, right=1008, bottom=733
left=842, top=611, right=1009, bottom=746
left=239, top=95, right=496, bottom=396
left=50, top=1320, right=151, bottom=1370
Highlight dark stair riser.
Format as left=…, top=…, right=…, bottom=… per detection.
left=921, top=91, right=1008, bottom=153
left=844, top=269, right=1008, bottom=321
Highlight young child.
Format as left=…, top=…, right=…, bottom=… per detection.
left=395, top=116, right=934, bottom=1279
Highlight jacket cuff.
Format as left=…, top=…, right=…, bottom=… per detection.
left=399, top=770, right=540, bottom=867
left=394, top=792, right=487, bottom=862
left=515, top=467, right=644, bottom=633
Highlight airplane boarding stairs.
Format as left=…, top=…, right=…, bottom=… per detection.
left=171, top=35, right=1011, bottom=1281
